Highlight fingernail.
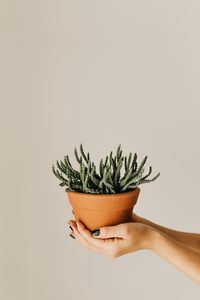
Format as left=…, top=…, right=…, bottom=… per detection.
left=69, top=225, right=73, bottom=231
left=70, top=233, right=76, bottom=239
left=91, top=229, right=100, bottom=236
left=72, top=210, right=74, bottom=215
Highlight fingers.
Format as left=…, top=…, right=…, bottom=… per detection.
left=68, top=220, right=106, bottom=253
left=67, top=220, right=128, bottom=259
left=68, top=220, right=94, bottom=250
left=91, top=223, right=126, bottom=239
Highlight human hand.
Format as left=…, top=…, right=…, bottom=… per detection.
left=68, top=219, right=155, bottom=259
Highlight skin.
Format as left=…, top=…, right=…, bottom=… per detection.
left=68, top=214, right=200, bottom=285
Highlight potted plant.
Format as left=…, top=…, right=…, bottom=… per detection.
left=52, top=144, right=160, bottom=231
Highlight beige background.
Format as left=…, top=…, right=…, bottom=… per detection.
left=1, top=0, right=200, bottom=299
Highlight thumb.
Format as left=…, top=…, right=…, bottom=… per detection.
left=91, top=223, right=124, bottom=239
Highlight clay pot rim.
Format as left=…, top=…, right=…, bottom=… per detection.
left=67, top=186, right=140, bottom=197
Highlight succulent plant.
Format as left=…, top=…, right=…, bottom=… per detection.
left=52, top=144, right=160, bottom=194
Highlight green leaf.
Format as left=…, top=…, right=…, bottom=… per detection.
left=80, top=143, right=88, bottom=164
left=74, top=147, right=81, bottom=164
left=116, top=144, right=121, bottom=161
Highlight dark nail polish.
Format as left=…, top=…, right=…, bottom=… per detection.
left=91, top=229, right=100, bottom=236
left=70, top=233, right=76, bottom=239
left=72, top=210, right=74, bottom=215
left=69, top=225, right=73, bottom=231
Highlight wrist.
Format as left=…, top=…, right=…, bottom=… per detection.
left=141, top=225, right=161, bottom=251
left=132, top=214, right=152, bottom=227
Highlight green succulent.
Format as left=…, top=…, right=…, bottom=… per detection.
left=52, top=144, right=160, bottom=194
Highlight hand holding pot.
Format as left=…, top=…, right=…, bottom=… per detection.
left=68, top=219, right=154, bottom=259
left=68, top=217, right=200, bottom=284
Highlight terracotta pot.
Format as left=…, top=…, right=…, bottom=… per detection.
left=67, top=187, right=140, bottom=231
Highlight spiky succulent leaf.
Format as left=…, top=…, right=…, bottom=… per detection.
left=127, top=152, right=132, bottom=170
left=141, top=166, right=152, bottom=181
left=116, top=144, right=121, bottom=161
left=99, top=158, right=104, bottom=178
left=114, top=156, right=124, bottom=186
left=74, top=147, right=81, bottom=164
left=104, top=156, right=109, bottom=168
left=131, top=156, right=147, bottom=179
left=80, top=143, right=89, bottom=164
left=140, top=172, right=160, bottom=184
left=131, top=153, right=137, bottom=172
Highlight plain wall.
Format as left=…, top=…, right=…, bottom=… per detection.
left=1, top=0, right=200, bottom=299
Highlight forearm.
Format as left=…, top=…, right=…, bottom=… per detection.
left=134, top=214, right=200, bottom=253
left=148, top=229, right=200, bottom=284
